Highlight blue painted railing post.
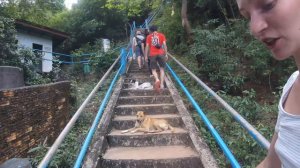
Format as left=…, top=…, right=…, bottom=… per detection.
left=145, top=19, right=149, bottom=29
left=120, top=48, right=127, bottom=75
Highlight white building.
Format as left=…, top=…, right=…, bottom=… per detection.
left=102, top=38, right=110, bottom=52
left=15, top=20, right=69, bottom=72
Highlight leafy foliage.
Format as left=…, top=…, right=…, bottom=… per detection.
left=0, top=0, right=64, bottom=25
left=168, top=59, right=277, bottom=167
left=190, top=20, right=245, bottom=93
left=48, top=0, right=131, bottom=50
left=152, top=3, right=187, bottom=54
left=105, top=0, right=151, bottom=17
left=66, top=39, right=120, bottom=77
left=190, top=19, right=296, bottom=94
left=0, top=16, right=19, bottom=65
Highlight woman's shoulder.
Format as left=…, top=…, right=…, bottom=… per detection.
left=282, top=71, right=299, bottom=93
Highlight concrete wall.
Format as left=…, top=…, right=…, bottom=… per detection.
left=0, top=66, right=24, bottom=90
left=16, top=31, right=53, bottom=72
left=0, top=81, right=71, bottom=164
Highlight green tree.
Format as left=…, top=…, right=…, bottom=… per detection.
left=105, top=0, right=153, bottom=17
left=0, top=0, right=65, bottom=25
left=0, top=16, right=19, bottom=66
left=49, top=0, right=131, bottom=50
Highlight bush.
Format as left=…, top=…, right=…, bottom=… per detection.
left=68, top=39, right=119, bottom=77
left=190, top=19, right=296, bottom=94
left=152, top=4, right=187, bottom=54
left=191, top=20, right=246, bottom=93
left=0, top=16, right=19, bottom=66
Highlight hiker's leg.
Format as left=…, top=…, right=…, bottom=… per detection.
left=150, top=56, right=159, bottom=82
left=159, top=67, right=165, bottom=88
left=137, top=56, right=142, bottom=69
left=157, top=55, right=167, bottom=88
left=126, top=56, right=133, bottom=73
left=148, top=58, right=152, bottom=76
left=141, top=55, right=145, bottom=67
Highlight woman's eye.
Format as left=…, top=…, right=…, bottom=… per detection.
left=262, top=1, right=276, bottom=12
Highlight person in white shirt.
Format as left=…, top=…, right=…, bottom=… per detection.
left=132, top=29, right=145, bottom=70
left=235, top=0, right=300, bottom=167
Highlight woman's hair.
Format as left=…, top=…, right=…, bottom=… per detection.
left=135, top=28, right=143, bottom=35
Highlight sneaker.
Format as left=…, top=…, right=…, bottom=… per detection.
left=154, top=80, right=160, bottom=93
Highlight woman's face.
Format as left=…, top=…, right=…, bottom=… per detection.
left=237, top=0, right=300, bottom=60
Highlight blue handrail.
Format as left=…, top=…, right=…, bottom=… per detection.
left=72, top=25, right=134, bottom=167
left=141, top=4, right=162, bottom=28
left=37, top=55, right=122, bottom=168
left=38, top=21, right=132, bottom=168
left=73, top=60, right=126, bottom=168
left=168, top=54, right=270, bottom=149
left=166, top=63, right=241, bottom=168
left=26, top=45, right=125, bottom=65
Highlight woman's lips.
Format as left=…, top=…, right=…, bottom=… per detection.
left=262, top=38, right=280, bottom=49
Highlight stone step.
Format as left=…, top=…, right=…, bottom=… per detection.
left=126, top=73, right=151, bottom=78
left=128, top=70, right=150, bottom=74
left=128, top=68, right=150, bottom=73
left=120, top=89, right=170, bottom=96
left=112, top=114, right=184, bottom=130
left=127, top=68, right=148, bottom=72
left=117, top=95, right=173, bottom=105
left=82, top=57, right=218, bottom=168
left=122, top=83, right=167, bottom=90
left=126, top=70, right=161, bottom=77
left=124, top=77, right=153, bottom=83
left=114, top=104, right=178, bottom=116
left=126, top=70, right=160, bottom=75
left=99, top=146, right=203, bottom=168
left=107, top=128, right=192, bottom=147
left=129, top=69, right=150, bottom=73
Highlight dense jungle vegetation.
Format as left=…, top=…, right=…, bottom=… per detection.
left=0, top=0, right=297, bottom=167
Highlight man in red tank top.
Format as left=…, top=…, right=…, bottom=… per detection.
left=145, top=25, right=168, bottom=93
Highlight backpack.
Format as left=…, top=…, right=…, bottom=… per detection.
left=151, top=33, right=161, bottom=49
left=135, top=35, right=144, bottom=48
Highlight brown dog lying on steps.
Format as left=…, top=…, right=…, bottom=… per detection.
left=121, top=111, right=175, bottom=134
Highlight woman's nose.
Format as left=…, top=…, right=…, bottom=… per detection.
left=250, top=13, right=268, bottom=37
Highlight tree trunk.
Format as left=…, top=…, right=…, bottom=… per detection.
left=181, top=0, right=192, bottom=42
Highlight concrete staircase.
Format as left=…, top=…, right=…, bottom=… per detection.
left=83, top=61, right=218, bottom=168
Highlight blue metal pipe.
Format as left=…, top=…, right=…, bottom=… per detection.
left=34, top=57, right=85, bottom=64
left=30, top=49, right=72, bottom=57
left=120, top=48, right=127, bottom=75
left=147, top=5, right=161, bottom=24
left=73, top=63, right=124, bottom=168
left=168, top=54, right=270, bottom=149
left=135, top=9, right=156, bottom=30
left=166, top=64, right=241, bottom=168
left=145, top=19, right=149, bottom=29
